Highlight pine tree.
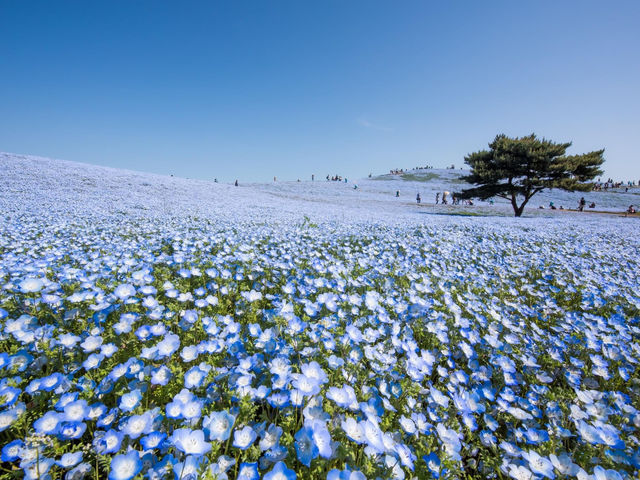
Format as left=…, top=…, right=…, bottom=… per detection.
left=458, top=134, right=604, bottom=217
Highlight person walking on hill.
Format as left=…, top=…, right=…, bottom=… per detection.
left=578, top=197, right=586, bottom=211
left=235, top=179, right=238, bottom=187
left=416, top=193, right=421, bottom=204
left=435, top=192, right=440, bottom=204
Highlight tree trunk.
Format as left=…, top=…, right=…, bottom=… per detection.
left=510, top=194, right=522, bottom=217
left=511, top=192, right=531, bottom=217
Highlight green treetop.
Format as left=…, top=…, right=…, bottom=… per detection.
left=458, top=134, right=605, bottom=216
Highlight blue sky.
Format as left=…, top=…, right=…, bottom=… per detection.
left=1, top=1, right=639, bottom=182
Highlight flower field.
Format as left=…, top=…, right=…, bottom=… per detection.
left=1, top=212, right=639, bottom=480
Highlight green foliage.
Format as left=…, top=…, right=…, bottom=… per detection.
left=458, top=134, right=604, bottom=216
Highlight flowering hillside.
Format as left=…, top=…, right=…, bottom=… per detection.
left=0, top=152, right=639, bottom=479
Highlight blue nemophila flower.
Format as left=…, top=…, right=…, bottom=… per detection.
left=9, top=350, right=33, bottom=372
left=327, top=384, right=358, bottom=410
left=121, top=410, right=155, bottom=439
left=295, top=425, right=319, bottom=467
left=109, top=450, right=142, bottom=480
left=34, top=410, right=62, bottom=435
left=237, top=462, right=260, bottom=480
left=549, top=453, right=579, bottom=476
left=58, top=333, right=81, bottom=349
left=135, top=325, right=152, bottom=341
left=180, top=345, right=199, bottom=362
left=113, top=284, right=136, bottom=301
left=125, top=357, right=144, bottom=378
left=233, top=425, right=258, bottom=450
left=59, top=421, right=87, bottom=440
left=141, top=431, right=167, bottom=450
left=308, top=419, right=333, bottom=459
left=181, top=398, right=203, bottom=421
left=268, top=391, right=290, bottom=409
left=1, top=439, right=23, bottom=462
left=0, top=386, right=20, bottom=407
left=80, top=335, right=103, bottom=353
left=170, top=428, right=212, bottom=455
left=0, top=353, right=9, bottom=371
left=424, top=452, right=443, bottom=478
left=264, top=461, right=297, bottom=480
left=184, top=365, right=208, bottom=389
left=593, top=466, right=625, bottom=480
left=67, top=462, right=92, bottom=479
left=521, top=450, right=555, bottom=479
left=119, top=389, right=142, bottom=412
left=23, top=457, right=55, bottom=480
left=523, top=427, right=549, bottom=444
left=593, top=421, right=625, bottom=449
left=394, top=442, right=417, bottom=470
left=259, top=423, right=283, bottom=451
left=19, top=277, right=44, bottom=293
left=156, top=333, right=180, bottom=358
left=436, top=423, right=462, bottom=461
left=96, top=429, right=124, bottom=454
left=151, top=365, right=172, bottom=385
left=63, top=399, right=90, bottom=422
left=35, top=373, right=63, bottom=393
left=96, top=408, right=118, bottom=429
left=291, top=373, right=321, bottom=397
left=508, top=464, right=533, bottom=480
left=173, top=455, right=204, bottom=480
left=341, top=417, right=365, bottom=444
left=57, top=451, right=83, bottom=469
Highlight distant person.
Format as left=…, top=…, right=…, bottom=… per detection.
left=274, top=176, right=277, bottom=182
left=435, top=192, right=440, bottom=204
left=214, top=178, right=218, bottom=183
left=589, top=202, right=596, bottom=208
left=628, top=205, right=636, bottom=214
left=235, top=179, right=238, bottom=187
left=416, top=193, right=421, bottom=204
left=578, top=197, right=586, bottom=212
left=354, top=184, right=358, bottom=190
left=396, top=190, right=400, bottom=197
left=312, top=174, right=314, bottom=181
left=442, top=191, right=449, bottom=205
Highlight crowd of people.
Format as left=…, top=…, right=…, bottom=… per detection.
left=326, top=174, right=347, bottom=182
left=593, top=178, right=639, bottom=191
left=389, top=165, right=435, bottom=174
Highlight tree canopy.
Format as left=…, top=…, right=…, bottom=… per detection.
left=458, top=134, right=605, bottom=216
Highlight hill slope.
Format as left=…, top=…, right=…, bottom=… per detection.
left=1, top=152, right=637, bottom=224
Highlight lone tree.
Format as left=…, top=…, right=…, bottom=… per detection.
left=457, top=134, right=604, bottom=217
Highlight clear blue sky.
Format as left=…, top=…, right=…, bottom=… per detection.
left=1, top=1, right=639, bottom=182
